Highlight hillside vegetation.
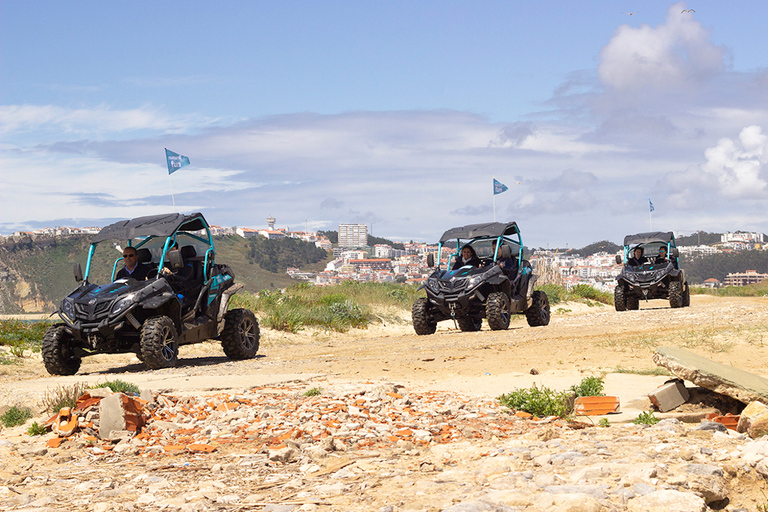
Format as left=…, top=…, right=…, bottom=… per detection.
left=0, top=235, right=332, bottom=314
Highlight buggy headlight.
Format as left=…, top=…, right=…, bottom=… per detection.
left=467, top=275, right=484, bottom=288
left=426, top=277, right=439, bottom=291
left=111, top=294, right=136, bottom=317
left=61, top=299, right=75, bottom=321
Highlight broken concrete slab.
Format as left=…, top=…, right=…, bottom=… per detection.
left=653, top=346, right=768, bottom=404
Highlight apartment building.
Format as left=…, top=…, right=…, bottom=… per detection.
left=338, top=223, right=368, bottom=248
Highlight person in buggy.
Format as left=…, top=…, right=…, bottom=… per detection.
left=628, top=246, right=648, bottom=266
left=452, top=244, right=482, bottom=270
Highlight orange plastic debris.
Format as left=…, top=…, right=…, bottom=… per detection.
left=187, top=443, right=216, bottom=453
left=46, top=437, right=64, bottom=448
left=53, top=407, right=79, bottom=437
left=574, top=396, right=620, bottom=416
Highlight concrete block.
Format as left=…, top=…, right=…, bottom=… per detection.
left=648, top=379, right=689, bottom=412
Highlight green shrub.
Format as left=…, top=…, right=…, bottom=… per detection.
left=0, top=320, right=52, bottom=350
left=570, top=376, right=605, bottom=397
left=538, top=284, right=563, bottom=305
left=27, top=422, right=48, bottom=436
left=498, top=384, right=572, bottom=418
left=1, top=406, right=33, bottom=427
left=304, top=387, right=322, bottom=397
left=95, top=379, right=140, bottom=394
left=633, top=410, right=659, bottom=425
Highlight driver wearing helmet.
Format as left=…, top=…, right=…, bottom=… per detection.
left=628, top=246, right=648, bottom=266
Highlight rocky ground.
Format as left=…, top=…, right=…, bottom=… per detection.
left=2, top=295, right=768, bottom=511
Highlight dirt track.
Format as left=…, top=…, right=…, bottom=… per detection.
left=3, top=295, right=768, bottom=510
left=3, top=294, right=768, bottom=405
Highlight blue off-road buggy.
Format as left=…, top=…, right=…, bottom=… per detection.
left=412, top=222, right=550, bottom=334
left=614, top=231, right=690, bottom=311
left=42, top=212, right=259, bottom=375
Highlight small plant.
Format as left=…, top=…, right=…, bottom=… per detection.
left=95, top=379, right=140, bottom=394
left=27, top=422, right=48, bottom=436
left=633, top=410, right=659, bottom=425
left=570, top=376, right=605, bottom=397
left=1, top=405, right=33, bottom=428
left=304, top=387, right=322, bottom=397
left=39, top=382, right=89, bottom=413
left=598, top=418, right=610, bottom=428
left=9, top=342, right=26, bottom=358
left=498, top=384, right=572, bottom=418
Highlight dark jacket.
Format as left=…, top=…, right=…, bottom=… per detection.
left=116, top=263, right=151, bottom=281
left=452, top=255, right=482, bottom=270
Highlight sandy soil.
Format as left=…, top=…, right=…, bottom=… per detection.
left=2, top=294, right=768, bottom=410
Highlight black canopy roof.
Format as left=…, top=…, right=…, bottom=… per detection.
left=623, top=231, right=675, bottom=246
left=91, top=213, right=208, bottom=243
left=439, top=222, right=520, bottom=243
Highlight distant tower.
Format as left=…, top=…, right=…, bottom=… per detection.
left=267, top=216, right=276, bottom=230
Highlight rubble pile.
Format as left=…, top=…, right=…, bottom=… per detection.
left=2, top=381, right=768, bottom=510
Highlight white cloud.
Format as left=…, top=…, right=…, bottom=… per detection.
left=598, top=2, right=727, bottom=92
left=702, top=125, right=768, bottom=199
left=0, top=104, right=216, bottom=140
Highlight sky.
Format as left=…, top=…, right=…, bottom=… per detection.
left=2, top=1, right=768, bottom=248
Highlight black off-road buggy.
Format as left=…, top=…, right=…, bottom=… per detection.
left=43, top=212, right=259, bottom=375
left=614, top=231, right=690, bottom=311
left=412, top=222, right=550, bottom=334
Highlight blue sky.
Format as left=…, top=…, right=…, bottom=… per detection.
left=2, top=1, right=768, bottom=247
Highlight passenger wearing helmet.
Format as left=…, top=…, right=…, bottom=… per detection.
left=628, top=246, right=648, bottom=266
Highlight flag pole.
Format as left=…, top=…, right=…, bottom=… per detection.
left=168, top=174, right=177, bottom=212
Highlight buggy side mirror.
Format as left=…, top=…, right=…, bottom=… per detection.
left=499, top=245, right=512, bottom=259
left=671, top=248, right=679, bottom=258
left=615, top=254, right=623, bottom=265
left=426, top=253, right=434, bottom=267
left=74, top=263, right=83, bottom=283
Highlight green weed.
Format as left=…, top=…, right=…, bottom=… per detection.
left=633, top=410, right=660, bottom=425
left=570, top=376, right=605, bottom=397
left=304, top=387, right=322, bottom=397
left=498, top=384, right=572, bottom=418
left=27, top=422, right=48, bottom=436
left=94, top=379, right=140, bottom=394
left=1, top=405, right=33, bottom=427
left=598, top=418, right=610, bottom=428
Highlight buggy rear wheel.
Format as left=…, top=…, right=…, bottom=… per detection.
left=486, top=292, right=511, bottom=331
left=221, top=308, right=260, bottom=359
left=525, top=290, right=550, bottom=327
left=412, top=298, right=437, bottom=335
left=140, top=316, right=179, bottom=370
left=42, top=324, right=81, bottom=376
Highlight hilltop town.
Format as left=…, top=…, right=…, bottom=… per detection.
left=3, top=220, right=767, bottom=291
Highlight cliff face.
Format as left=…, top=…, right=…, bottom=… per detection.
left=0, top=235, right=87, bottom=314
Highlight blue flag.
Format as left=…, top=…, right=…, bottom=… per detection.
left=165, top=149, right=190, bottom=175
left=649, top=199, right=655, bottom=212
left=493, top=178, right=508, bottom=195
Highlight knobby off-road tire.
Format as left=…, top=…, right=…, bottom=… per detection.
left=669, top=280, right=684, bottom=308
left=525, top=290, right=551, bottom=327
left=626, top=294, right=640, bottom=310
left=486, top=292, right=511, bottom=331
left=614, top=285, right=627, bottom=312
left=457, top=317, right=483, bottom=332
left=221, top=308, right=260, bottom=360
left=682, top=284, right=691, bottom=307
left=140, top=316, right=179, bottom=370
left=412, top=298, right=437, bottom=335
left=42, top=324, right=81, bottom=375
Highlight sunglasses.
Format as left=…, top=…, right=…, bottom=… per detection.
left=123, top=253, right=137, bottom=258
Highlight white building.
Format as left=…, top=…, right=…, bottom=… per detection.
left=338, top=223, right=368, bottom=248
